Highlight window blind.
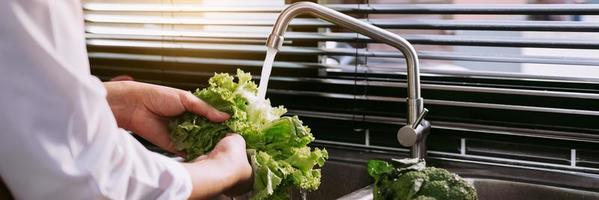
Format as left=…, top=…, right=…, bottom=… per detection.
left=83, top=0, right=599, bottom=178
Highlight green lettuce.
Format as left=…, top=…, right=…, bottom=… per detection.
left=169, top=69, right=328, bottom=200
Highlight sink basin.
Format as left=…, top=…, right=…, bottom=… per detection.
left=221, top=143, right=599, bottom=199
left=469, top=178, right=599, bottom=200
left=295, top=143, right=599, bottom=200
left=338, top=178, right=599, bottom=200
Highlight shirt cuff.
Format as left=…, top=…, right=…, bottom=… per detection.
left=152, top=153, right=193, bottom=200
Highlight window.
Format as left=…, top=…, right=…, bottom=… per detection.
left=83, top=0, right=599, bottom=183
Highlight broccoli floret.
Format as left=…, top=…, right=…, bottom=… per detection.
left=418, top=180, right=450, bottom=199
left=368, top=159, right=477, bottom=200
left=413, top=196, right=437, bottom=200
left=425, top=167, right=455, bottom=182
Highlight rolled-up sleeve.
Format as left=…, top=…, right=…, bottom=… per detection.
left=0, top=0, right=192, bottom=199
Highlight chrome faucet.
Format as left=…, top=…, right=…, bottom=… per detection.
left=266, top=2, right=431, bottom=159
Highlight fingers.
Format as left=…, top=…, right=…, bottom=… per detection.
left=131, top=111, right=181, bottom=154
left=179, top=91, right=230, bottom=123
left=209, top=134, right=247, bottom=162
left=218, top=134, right=246, bottom=151
left=216, top=134, right=253, bottom=196
left=110, top=75, right=134, bottom=82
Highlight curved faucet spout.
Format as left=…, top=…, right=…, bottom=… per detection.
left=266, top=2, right=421, bottom=109
left=266, top=2, right=429, bottom=159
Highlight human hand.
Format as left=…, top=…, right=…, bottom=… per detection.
left=203, top=134, right=253, bottom=196
left=184, top=134, right=253, bottom=199
left=103, top=81, right=230, bottom=153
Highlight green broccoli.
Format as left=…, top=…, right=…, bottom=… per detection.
left=368, top=159, right=477, bottom=200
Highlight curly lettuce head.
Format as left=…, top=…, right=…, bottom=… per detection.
left=169, top=69, right=328, bottom=200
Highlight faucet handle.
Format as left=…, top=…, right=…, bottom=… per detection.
left=412, top=108, right=429, bottom=129
left=397, top=108, right=431, bottom=147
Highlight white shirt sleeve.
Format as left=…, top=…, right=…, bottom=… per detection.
left=0, top=0, right=192, bottom=199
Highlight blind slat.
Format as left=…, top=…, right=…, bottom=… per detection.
left=83, top=3, right=599, bottom=15
left=85, top=31, right=599, bottom=49
left=84, top=15, right=599, bottom=32
left=87, top=39, right=599, bottom=67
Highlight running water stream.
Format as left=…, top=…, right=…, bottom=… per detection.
left=257, top=47, right=278, bottom=99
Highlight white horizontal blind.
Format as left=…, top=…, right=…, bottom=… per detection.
left=83, top=0, right=599, bottom=177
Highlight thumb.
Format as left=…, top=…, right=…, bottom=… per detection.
left=214, top=134, right=247, bottom=154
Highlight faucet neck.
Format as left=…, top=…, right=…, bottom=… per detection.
left=268, top=2, right=426, bottom=159
left=267, top=2, right=421, bottom=101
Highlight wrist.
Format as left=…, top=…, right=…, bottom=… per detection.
left=103, top=81, right=136, bottom=129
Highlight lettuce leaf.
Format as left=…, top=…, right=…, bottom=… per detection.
left=169, top=69, right=328, bottom=200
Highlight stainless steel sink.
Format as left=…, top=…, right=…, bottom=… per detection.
left=468, top=178, right=599, bottom=200
left=223, top=143, right=599, bottom=199
left=296, top=143, right=599, bottom=200
left=339, top=178, right=599, bottom=200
